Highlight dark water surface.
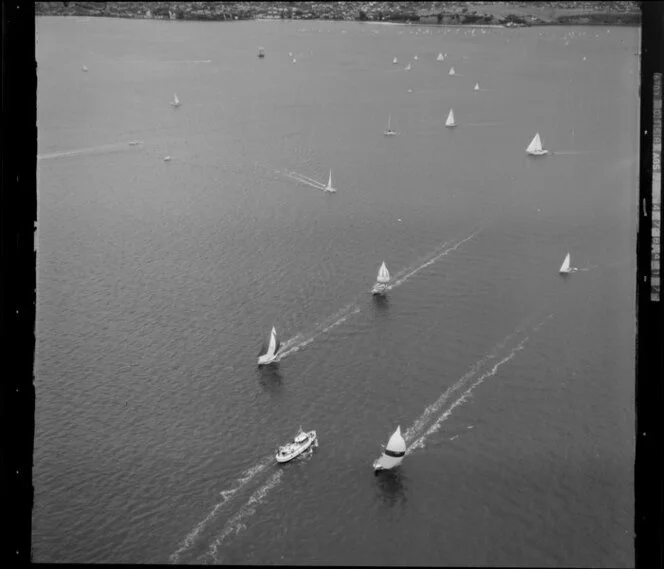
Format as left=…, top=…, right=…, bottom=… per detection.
left=35, top=18, right=637, bottom=566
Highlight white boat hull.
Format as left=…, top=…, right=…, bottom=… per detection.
left=257, top=354, right=277, bottom=366
left=527, top=149, right=548, bottom=156
left=372, top=283, right=388, bottom=295
left=373, top=454, right=404, bottom=472
left=276, top=431, right=317, bottom=463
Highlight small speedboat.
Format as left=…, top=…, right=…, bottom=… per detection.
left=276, top=428, right=318, bottom=463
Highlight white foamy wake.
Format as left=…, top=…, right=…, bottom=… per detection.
left=38, top=141, right=143, bottom=161
left=387, top=230, right=479, bottom=290
left=282, top=169, right=329, bottom=192
left=276, top=304, right=361, bottom=361
left=169, top=455, right=273, bottom=564
left=404, top=314, right=553, bottom=453
left=202, top=470, right=284, bottom=564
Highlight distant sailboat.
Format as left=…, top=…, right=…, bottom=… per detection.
left=372, top=262, right=390, bottom=295
left=81, top=64, right=88, bottom=72
left=445, top=109, right=456, bottom=128
left=405, top=62, right=411, bottom=71
left=449, top=66, right=456, bottom=76
left=526, top=132, right=548, bottom=156
left=384, top=114, right=396, bottom=136
left=325, top=169, right=336, bottom=193
left=474, top=82, right=480, bottom=91
left=393, top=57, right=398, bottom=64
left=559, top=253, right=576, bottom=274
left=437, top=52, right=444, bottom=61
left=373, top=426, right=406, bottom=472
left=171, top=93, right=181, bottom=108
left=258, top=46, right=265, bottom=58
left=413, top=55, right=419, bottom=60
left=257, top=326, right=281, bottom=366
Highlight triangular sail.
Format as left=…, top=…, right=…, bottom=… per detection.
left=560, top=253, right=571, bottom=273
left=449, top=67, right=456, bottom=75
left=385, top=426, right=406, bottom=455
left=327, top=170, right=332, bottom=190
left=527, top=133, right=543, bottom=153
left=445, top=109, right=455, bottom=127
left=377, top=262, right=390, bottom=284
left=437, top=52, right=444, bottom=61
left=267, top=326, right=278, bottom=357
left=387, top=114, right=392, bottom=130
left=474, top=82, right=480, bottom=91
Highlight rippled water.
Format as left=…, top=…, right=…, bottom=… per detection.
left=35, top=18, right=637, bottom=566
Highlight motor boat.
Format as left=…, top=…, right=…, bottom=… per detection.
left=276, top=428, right=318, bottom=463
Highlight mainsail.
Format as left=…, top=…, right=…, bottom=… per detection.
left=559, top=253, right=571, bottom=273
left=526, top=133, right=544, bottom=154
left=445, top=109, right=456, bottom=127
left=259, top=327, right=280, bottom=360
left=437, top=52, right=444, bottom=61
left=474, top=82, right=480, bottom=91
left=449, top=66, right=456, bottom=75
left=377, top=262, right=390, bottom=284
left=326, top=170, right=333, bottom=191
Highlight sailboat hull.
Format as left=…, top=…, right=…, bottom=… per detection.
left=372, top=283, right=388, bottom=295
left=527, top=149, right=548, bottom=156
left=373, top=454, right=404, bottom=472
left=257, top=354, right=278, bottom=366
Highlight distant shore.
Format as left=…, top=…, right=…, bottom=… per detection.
left=35, top=2, right=641, bottom=27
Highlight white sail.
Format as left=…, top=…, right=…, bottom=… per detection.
left=373, top=425, right=406, bottom=471
left=172, top=93, right=180, bottom=107
left=414, top=55, right=419, bottom=60
left=82, top=64, right=88, bottom=72
left=526, top=132, right=547, bottom=155
left=258, top=326, right=280, bottom=364
left=377, top=262, right=390, bottom=284
left=437, top=52, right=444, bottom=61
left=445, top=109, right=456, bottom=127
left=405, top=63, right=411, bottom=71
left=559, top=253, right=571, bottom=274
left=474, top=82, right=480, bottom=91
left=393, top=57, right=398, bottom=64
left=449, top=66, right=456, bottom=75
left=326, top=170, right=334, bottom=192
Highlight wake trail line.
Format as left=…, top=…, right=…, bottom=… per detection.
left=388, top=230, right=479, bottom=290
left=38, top=141, right=144, bottom=161
left=282, top=169, right=328, bottom=192
left=202, top=470, right=284, bottom=564
left=404, top=314, right=553, bottom=453
left=169, top=455, right=274, bottom=564
left=276, top=304, right=361, bottom=361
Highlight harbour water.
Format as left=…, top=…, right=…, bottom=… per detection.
left=35, top=18, right=637, bottom=566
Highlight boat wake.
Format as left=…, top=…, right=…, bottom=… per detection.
left=404, top=314, right=553, bottom=453
left=282, top=169, right=329, bottom=192
left=169, top=455, right=273, bottom=564
left=201, top=470, right=284, bottom=564
left=38, top=141, right=144, bottom=161
left=276, top=304, right=361, bottom=361
left=387, top=230, right=479, bottom=291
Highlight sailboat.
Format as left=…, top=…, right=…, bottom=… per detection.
left=171, top=93, right=181, bottom=108
left=559, top=253, right=576, bottom=274
left=413, top=55, right=419, bottom=60
left=373, top=426, right=406, bottom=473
left=258, top=46, right=265, bottom=58
left=405, top=62, right=411, bottom=71
left=437, top=52, right=444, bottom=61
left=384, top=114, right=396, bottom=136
left=325, top=170, right=336, bottom=193
left=371, top=262, right=390, bottom=295
left=526, top=132, right=548, bottom=156
left=445, top=109, right=456, bottom=128
left=449, top=66, right=456, bottom=75
left=81, top=64, right=88, bottom=72
left=393, top=57, right=398, bottom=64
left=257, top=326, right=281, bottom=366
left=474, top=82, right=480, bottom=91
